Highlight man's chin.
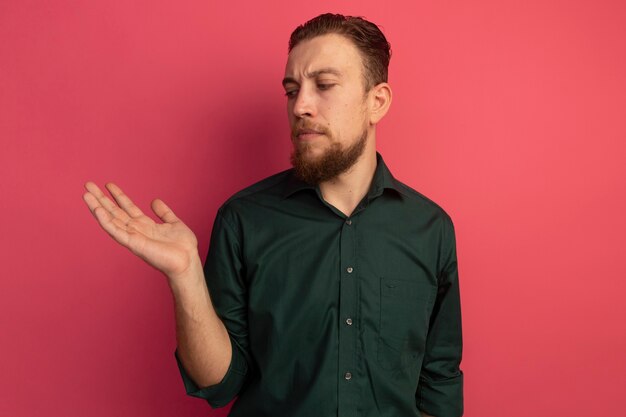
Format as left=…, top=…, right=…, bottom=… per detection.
left=301, top=150, right=325, bottom=163
left=289, top=133, right=366, bottom=185
left=293, top=144, right=325, bottom=160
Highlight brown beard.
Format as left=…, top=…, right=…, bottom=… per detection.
left=290, top=128, right=368, bottom=185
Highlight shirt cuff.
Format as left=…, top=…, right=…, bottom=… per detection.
left=416, top=371, right=464, bottom=417
left=174, top=339, right=249, bottom=408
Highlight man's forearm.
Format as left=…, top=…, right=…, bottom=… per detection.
left=169, top=257, right=232, bottom=388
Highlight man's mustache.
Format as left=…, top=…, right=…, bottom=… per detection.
left=291, top=121, right=330, bottom=139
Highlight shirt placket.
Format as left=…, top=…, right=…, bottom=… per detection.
left=338, top=214, right=358, bottom=417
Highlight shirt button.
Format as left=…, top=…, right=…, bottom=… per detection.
left=346, top=267, right=353, bottom=273
left=346, top=219, right=352, bottom=225
left=344, top=372, right=352, bottom=380
left=346, top=318, right=353, bottom=325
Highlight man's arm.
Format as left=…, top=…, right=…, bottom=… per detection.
left=415, top=213, right=464, bottom=417
left=82, top=182, right=232, bottom=388
left=169, top=257, right=232, bottom=387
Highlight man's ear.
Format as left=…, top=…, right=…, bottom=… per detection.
left=368, top=82, right=392, bottom=125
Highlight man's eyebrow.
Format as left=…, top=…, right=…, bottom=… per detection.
left=282, top=68, right=343, bottom=87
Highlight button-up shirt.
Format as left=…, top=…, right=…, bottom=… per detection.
left=175, top=152, right=464, bottom=417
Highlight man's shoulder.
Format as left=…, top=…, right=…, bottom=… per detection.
left=220, top=168, right=294, bottom=207
left=391, top=176, right=454, bottom=223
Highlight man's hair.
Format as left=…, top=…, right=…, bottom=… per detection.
left=288, top=13, right=391, bottom=91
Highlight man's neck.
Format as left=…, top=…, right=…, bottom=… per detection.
left=318, top=143, right=377, bottom=218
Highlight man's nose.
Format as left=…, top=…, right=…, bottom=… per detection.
left=292, top=87, right=316, bottom=118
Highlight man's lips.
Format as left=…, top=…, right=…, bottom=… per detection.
left=295, top=129, right=325, bottom=140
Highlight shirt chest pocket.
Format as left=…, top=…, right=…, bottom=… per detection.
left=378, top=277, right=434, bottom=371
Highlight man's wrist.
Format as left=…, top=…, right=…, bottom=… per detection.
left=167, top=254, right=205, bottom=294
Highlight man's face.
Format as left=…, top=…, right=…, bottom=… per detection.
left=283, top=34, right=371, bottom=184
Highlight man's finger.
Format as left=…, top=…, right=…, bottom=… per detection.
left=83, top=183, right=132, bottom=248
left=151, top=198, right=180, bottom=224
left=92, top=205, right=131, bottom=248
left=84, top=181, right=131, bottom=224
left=82, top=191, right=100, bottom=218
left=104, top=182, right=145, bottom=219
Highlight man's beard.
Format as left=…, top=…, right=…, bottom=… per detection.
left=290, top=128, right=368, bottom=185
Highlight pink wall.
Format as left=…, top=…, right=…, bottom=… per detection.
left=2, top=1, right=625, bottom=416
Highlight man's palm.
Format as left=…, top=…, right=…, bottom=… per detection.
left=83, top=182, right=199, bottom=279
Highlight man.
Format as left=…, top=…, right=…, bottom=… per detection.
left=83, top=13, right=463, bottom=417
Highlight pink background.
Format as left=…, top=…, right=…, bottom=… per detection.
left=1, top=1, right=625, bottom=416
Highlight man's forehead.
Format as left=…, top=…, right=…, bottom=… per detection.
left=282, top=67, right=343, bottom=86
left=284, top=34, right=361, bottom=78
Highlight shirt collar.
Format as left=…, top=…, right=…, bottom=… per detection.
left=282, top=151, right=403, bottom=200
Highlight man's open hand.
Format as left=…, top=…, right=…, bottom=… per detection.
left=82, top=182, right=200, bottom=280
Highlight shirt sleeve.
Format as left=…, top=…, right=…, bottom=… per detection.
left=416, top=213, right=464, bottom=417
left=174, top=204, right=252, bottom=408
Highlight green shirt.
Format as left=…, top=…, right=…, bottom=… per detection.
left=175, top=152, right=463, bottom=417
